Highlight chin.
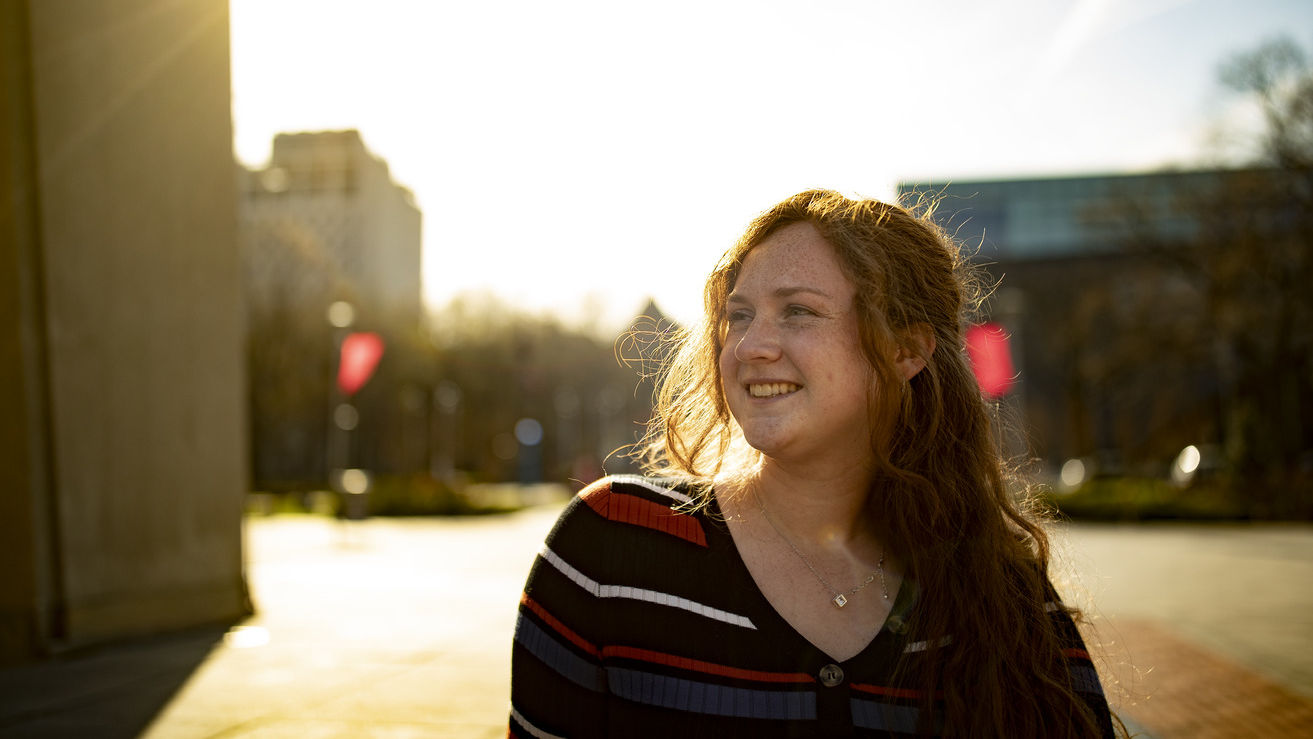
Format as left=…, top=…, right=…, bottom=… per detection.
left=738, top=430, right=790, bottom=459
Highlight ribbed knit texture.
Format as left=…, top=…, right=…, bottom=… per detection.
left=509, top=476, right=1113, bottom=738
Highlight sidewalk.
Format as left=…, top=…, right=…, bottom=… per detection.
left=0, top=512, right=1310, bottom=737
left=1058, top=522, right=1313, bottom=738
left=1098, top=619, right=1313, bottom=738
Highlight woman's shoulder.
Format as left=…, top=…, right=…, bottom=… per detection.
left=578, top=474, right=705, bottom=509
left=546, top=474, right=715, bottom=550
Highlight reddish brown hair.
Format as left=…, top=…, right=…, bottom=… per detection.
left=644, top=189, right=1111, bottom=736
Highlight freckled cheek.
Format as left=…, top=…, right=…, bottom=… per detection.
left=718, top=346, right=738, bottom=386
left=809, top=336, right=872, bottom=399
left=816, top=366, right=838, bottom=385
left=719, top=351, right=740, bottom=399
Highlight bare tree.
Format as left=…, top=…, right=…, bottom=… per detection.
left=1073, top=37, right=1313, bottom=515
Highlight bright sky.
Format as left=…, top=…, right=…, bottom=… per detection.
left=230, top=0, right=1313, bottom=332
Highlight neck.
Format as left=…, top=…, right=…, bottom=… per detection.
left=747, top=457, right=874, bottom=548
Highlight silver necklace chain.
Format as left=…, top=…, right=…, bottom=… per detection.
left=755, top=492, right=888, bottom=609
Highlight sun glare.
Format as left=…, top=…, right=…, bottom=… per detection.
left=229, top=0, right=1310, bottom=330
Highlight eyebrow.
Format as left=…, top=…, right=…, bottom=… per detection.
left=726, top=286, right=833, bottom=304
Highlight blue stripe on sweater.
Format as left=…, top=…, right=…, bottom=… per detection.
left=608, top=667, right=816, bottom=719
left=514, top=613, right=604, bottom=692
left=851, top=697, right=921, bottom=733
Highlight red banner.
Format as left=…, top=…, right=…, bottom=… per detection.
left=338, top=332, right=384, bottom=396
left=966, top=322, right=1016, bottom=398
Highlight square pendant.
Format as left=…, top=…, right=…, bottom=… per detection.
left=833, top=594, right=847, bottom=608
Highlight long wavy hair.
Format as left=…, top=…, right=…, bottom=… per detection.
left=642, top=189, right=1109, bottom=736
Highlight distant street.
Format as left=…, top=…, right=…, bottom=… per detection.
left=11, top=505, right=1302, bottom=738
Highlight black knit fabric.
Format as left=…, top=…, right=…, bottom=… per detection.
left=509, top=476, right=1114, bottom=738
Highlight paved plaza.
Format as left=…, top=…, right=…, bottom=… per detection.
left=1, top=505, right=1311, bottom=737
left=1050, top=524, right=1313, bottom=737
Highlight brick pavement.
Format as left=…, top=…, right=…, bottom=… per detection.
left=1095, top=618, right=1313, bottom=738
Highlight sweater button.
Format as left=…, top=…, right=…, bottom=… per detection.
left=819, top=663, right=844, bottom=687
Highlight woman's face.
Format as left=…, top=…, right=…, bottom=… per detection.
left=719, top=222, right=875, bottom=468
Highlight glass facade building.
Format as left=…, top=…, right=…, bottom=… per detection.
left=893, top=169, right=1261, bottom=475
left=896, top=170, right=1222, bottom=261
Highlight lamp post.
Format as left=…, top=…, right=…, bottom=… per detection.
left=326, top=302, right=385, bottom=520
left=326, top=301, right=358, bottom=508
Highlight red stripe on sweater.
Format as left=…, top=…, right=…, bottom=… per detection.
left=581, top=485, right=707, bottom=547
left=601, top=644, right=815, bottom=684
left=850, top=682, right=935, bottom=700
left=520, top=593, right=600, bottom=657
left=853, top=649, right=1090, bottom=700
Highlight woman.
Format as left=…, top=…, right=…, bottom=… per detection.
left=510, top=190, right=1117, bottom=737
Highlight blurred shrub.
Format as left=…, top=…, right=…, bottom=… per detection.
left=1042, top=477, right=1250, bottom=521
left=364, top=474, right=519, bottom=516
left=246, top=475, right=530, bottom=517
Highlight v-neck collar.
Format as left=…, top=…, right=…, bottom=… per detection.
left=707, top=489, right=918, bottom=666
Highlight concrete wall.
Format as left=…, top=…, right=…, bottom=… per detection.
left=0, top=0, right=248, bottom=662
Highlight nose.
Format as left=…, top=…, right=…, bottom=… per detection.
left=732, top=317, right=782, bottom=363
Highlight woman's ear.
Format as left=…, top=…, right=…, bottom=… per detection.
left=895, top=323, right=935, bottom=380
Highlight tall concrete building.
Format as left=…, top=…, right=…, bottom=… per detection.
left=2, top=1, right=248, bottom=662
left=240, top=130, right=423, bottom=324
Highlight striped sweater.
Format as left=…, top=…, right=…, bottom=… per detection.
left=509, top=476, right=1113, bottom=738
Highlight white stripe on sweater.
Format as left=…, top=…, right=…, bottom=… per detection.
left=904, top=635, right=953, bottom=653
left=605, top=474, right=695, bottom=504
left=541, top=545, right=756, bottom=630
left=510, top=705, right=567, bottom=739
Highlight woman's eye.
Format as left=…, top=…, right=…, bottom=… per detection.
left=784, top=305, right=815, bottom=318
left=726, top=309, right=752, bottom=325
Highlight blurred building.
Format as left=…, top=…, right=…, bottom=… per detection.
left=238, top=131, right=426, bottom=490
left=2, top=1, right=248, bottom=662
left=897, top=170, right=1286, bottom=477
left=899, top=172, right=1219, bottom=261
left=239, top=130, right=422, bottom=323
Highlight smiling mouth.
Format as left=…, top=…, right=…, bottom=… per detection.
left=748, top=382, right=800, bottom=398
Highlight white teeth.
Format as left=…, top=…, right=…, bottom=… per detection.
left=748, top=383, right=800, bottom=398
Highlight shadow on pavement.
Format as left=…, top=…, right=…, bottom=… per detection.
left=0, top=626, right=227, bottom=739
